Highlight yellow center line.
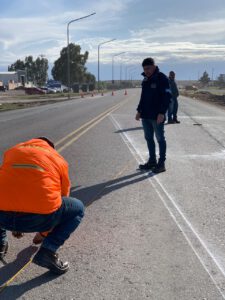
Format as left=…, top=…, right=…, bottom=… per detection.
left=0, top=95, right=131, bottom=293
left=55, top=101, right=125, bottom=148
left=57, top=99, right=130, bottom=153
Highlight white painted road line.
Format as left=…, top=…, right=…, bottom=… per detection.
left=109, top=113, right=225, bottom=299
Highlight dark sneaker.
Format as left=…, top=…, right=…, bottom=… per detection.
left=167, top=119, right=175, bottom=124
left=152, top=163, right=166, bottom=174
left=173, top=119, right=180, bottom=124
left=139, top=160, right=157, bottom=170
left=33, top=247, right=69, bottom=275
left=0, top=242, right=8, bottom=259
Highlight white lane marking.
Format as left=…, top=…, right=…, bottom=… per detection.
left=174, top=116, right=225, bottom=120
left=109, top=113, right=225, bottom=299
left=180, top=150, right=225, bottom=160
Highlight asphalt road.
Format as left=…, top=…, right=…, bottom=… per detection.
left=1, top=89, right=225, bottom=299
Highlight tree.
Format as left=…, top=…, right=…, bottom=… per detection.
left=84, top=72, right=96, bottom=84
left=34, top=56, right=48, bottom=86
left=52, top=43, right=95, bottom=86
left=8, top=55, right=48, bottom=86
left=24, top=56, right=35, bottom=83
left=8, top=59, right=25, bottom=71
left=199, top=71, right=210, bottom=86
left=216, top=74, right=225, bottom=88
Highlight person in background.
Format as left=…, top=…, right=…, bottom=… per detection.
left=136, top=58, right=171, bottom=173
left=168, top=71, right=180, bottom=124
left=0, top=137, right=84, bottom=275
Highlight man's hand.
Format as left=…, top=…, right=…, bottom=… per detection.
left=157, top=114, right=165, bottom=124
left=135, top=112, right=141, bottom=121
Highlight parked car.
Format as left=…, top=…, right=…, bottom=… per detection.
left=40, top=87, right=57, bottom=94
left=0, top=86, right=6, bottom=92
left=14, top=86, right=25, bottom=90
left=61, top=85, right=69, bottom=93
left=47, top=82, right=69, bottom=93
left=25, top=87, right=46, bottom=95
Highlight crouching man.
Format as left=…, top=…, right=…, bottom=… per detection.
left=0, top=137, right=84, bottom=275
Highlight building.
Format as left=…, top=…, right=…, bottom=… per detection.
left=0, top=70, right=26, bottom=89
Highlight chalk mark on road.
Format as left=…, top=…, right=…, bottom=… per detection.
left=110, top=113, right=225, bottom=299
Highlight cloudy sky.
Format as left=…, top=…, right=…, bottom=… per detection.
left=1, top=0, right=225, bottom=80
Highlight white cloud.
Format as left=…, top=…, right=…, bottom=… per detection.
left=78, top=38, right=225, bottom=65
left=0, top=0, right=135, bottom=67
left=131, top=18, right=225, bottom=43
left=1, top=4, right=225, bottom=71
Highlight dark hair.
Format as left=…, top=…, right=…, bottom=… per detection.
left=37, top=137, right=55, bottom=149
left=169, top=71, right=175, bottom=75
left=142, top=58, right=155, bottom=67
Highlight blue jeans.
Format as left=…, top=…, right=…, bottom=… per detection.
left=168, top=97, right=178, bottom=120
left=142, top=118, right=166, bottom=163
left=173, top=97, right=178, bottom=119
left=168, top=100, right=174, bottom=121
left=0, top=197, right=84, bottom=252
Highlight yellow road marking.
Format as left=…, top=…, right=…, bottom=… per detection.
left=0, top=258, right=33, bottom=293
left=0, top=160, right=132, bottom=294
left=57, top=101, right=127, bottom=153
left=55, top=101, right=124, bottom=148
left=0, top=95, right=131, bottom=293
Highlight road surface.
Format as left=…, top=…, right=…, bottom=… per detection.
left=1, top=89, right=225, bottom=299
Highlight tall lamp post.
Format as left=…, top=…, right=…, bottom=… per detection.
left=67, top=12, right=96, bottom=99
left=112, top=52, right=126, bottom=86
left=98, top=39, right=116, bottom=92
left=125, top=65, right=139, bottom=81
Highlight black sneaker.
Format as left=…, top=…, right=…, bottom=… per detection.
left=173, top=119, right=180, bottom=124
left=0, top=242, right=8, bottom=259
left=33, top=247, right=69, bottom=275
left=167, top=119, right=175, bottom=124
left=152, top=162, right=166, bottom=174
left=139, top=160, right=157, bottom=170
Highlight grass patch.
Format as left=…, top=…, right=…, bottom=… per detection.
left=0, top=98, right=68, bottom=112
left=15, top=92, right=80, bottom=100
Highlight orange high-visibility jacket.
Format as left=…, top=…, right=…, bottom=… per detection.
left=0, top=139, right=71, bottom=214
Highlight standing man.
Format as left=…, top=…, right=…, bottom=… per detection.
left=136, top=58, right=171, bottom=173
left=0, top=137, right=84, bottom=275
left=168, top=71, right=180, bottom=124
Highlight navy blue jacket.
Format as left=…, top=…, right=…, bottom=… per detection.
left=169, top=79, right=179, bottom=100
left=137, top=67, right=171, bottom=120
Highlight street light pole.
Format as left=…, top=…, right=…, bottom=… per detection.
left=98, top=39, right=116, bottom=92
left=125, top=65, right=139, bottom=81
left=112, top=52, right=126, bottom=86
left=120, top=62, right=122, bottom=86
left=67, top=12, right=96, bottom=99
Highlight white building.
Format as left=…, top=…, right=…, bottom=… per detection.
left=0, top=70, right=26, bottom=88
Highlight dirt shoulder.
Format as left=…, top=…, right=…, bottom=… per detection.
left=0, top=91, right=100, bottom=112
left=180, top=90, right=225, bottom=109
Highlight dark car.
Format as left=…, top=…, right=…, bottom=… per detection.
left=25, top=87, right=46, bottom=95
left=0, top=86, right=6, bottom=92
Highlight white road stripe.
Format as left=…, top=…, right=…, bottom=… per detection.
left=109, top=113, right=225, bottom=299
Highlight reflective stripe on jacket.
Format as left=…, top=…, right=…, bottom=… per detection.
left=0, top=139, right=70, bottom=214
